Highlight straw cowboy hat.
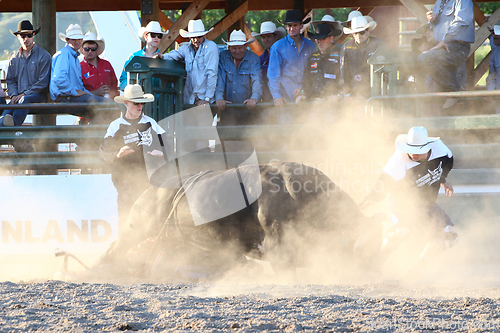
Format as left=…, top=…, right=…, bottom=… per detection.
left=395, top=126, right=439, bottom=154
left=310, top=15, right=343, bottom=40
left=494, top=19, right=500, bottom=35
left=222, top=30, right=255, bottom=46
left=81, top=31, right=105, bottom=56
left=180, top=19, right=213, bottom=38
left=114, top=84, right=154, bottom=104
left=251, top=21, right=286, bottom=40
left=343, top=16, right=370, bottom=34
left=138, top=21, right=167, bottom=39
left=277, top=9, right=311, bottom=25
left=341, top=10, right=362, bottom=27
left=10, top=20, right=41, bottom=36
left=58, top=24, right=86, bottom=42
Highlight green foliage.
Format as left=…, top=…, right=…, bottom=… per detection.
left=475, top=44, right=492, bottom=86
left=477, top=3, right=500, bottom=15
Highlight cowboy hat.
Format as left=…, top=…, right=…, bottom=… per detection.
left=59, top=24, right=86, bottom=42
left=10, top=20, right=41, bottom=36
left=311, top=15, right=343, bottom=40
left=138, top=21, right=167, bottom=39
left=222, top=29, right=255, bottom=46
left=277, top=9, right=311, bottom=25
left=81, top=31, right=105, bottom=56
left=114, top=84, right=154, bottom=104
left=341, top=10, right=362, bottom=27
left=180, top=19, right=214, bottom=38
left=395, top=126, right=439, bottom=154
left=494, top=19, right=500, bottom=35
left=365, top=16, right=377, bottom=31
left=308, top=23, right=340, bottom=40
left=251, top=21, right=286, bottom=40
left=343, top=16, right=370, bottom=34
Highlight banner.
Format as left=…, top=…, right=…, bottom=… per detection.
left=0, top=174, right=118, bottom=255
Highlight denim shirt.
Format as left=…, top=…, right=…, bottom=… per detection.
left=487, top=46, right=500, bottom=90
left=215, top=49, right=262, bottom=103
left=267, top=35, right=316, bottom=101
left=119, top=48, right=162, bottom=91
left=431, top=0, right=475, bottom=43
left=50, top=44, right=90, bottom=100
left=165, top=39, right=219, bottom=104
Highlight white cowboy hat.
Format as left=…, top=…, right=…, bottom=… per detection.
left=311, top=15, right=344, bottom=40
left=494, top=19, right=500, bottom=35
left=251, top=21, right=286, bottom=40
left=416, top=22, right=431, bottom=36
left=222, top=29, right=255, bottom=46
left=58, top=24, right=86, bottom=42
left=365, top=16, right=377, bottom=31
left=138, top=21, right=167, bottom=39
left=179, top=19, right=213, bottom=38
left=81, top=31, right=105, bottom=56
left=348, top=10, right=363, bottom=21
left=114, top=84, right=154, bottom=104
left=395, top=126, right=439, bottom=154
left=343, top=16, right=370, bottom=34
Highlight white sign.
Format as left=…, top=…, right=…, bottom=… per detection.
left=0, top=174, right=118, bottom=255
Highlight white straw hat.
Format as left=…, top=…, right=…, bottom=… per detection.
left=343, top=16, right=370, bottom=34
left=365, top=16, right=377, bottom=31
left=222, top=29, right=255, bottom=46
left=81, top=31, right=105, bottom=55
left=58, top=24, right=86, bottom=42
left=138, top=21, right=167, bottom=39
left=179, top=19, right=214, bottom=38
left=114, top=84, right=154, bottom=104
left=395, top=126, right=439, bottom=154
left=251, top=21, right=286, bottom=40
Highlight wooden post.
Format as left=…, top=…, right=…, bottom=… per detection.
left=226, top=0, right=246, bottom=38
left=141, top=0, right=160, bottom=25
left=32, top=0, right=57, bottom=175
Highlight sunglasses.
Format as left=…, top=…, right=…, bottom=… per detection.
left=19, top=33, right=34, bottom=39
left=83, top=47, right=98, bottom=52
left=133, top=102, right=145, bottom=106
left=148, top=33, right=163, bottom=39
left=355, top=30, right=366, bottom=35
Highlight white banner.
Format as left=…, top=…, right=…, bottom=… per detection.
left=0, top=174, right=118, bottom=255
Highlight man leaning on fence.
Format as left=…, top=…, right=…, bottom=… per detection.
left=215, top=30, right=262, bottom=126
left=1, top=20, right=51, bottom=131
left=50, top=24, right=108, bottom=123
left=164, top=19, right=219, bottom=106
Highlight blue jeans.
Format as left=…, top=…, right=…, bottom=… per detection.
left=417, top=42, right=470, bottom=92
left=1, top=93, right=47, bottom=126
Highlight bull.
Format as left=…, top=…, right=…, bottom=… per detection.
left=95, top=162, right=382, bottom=280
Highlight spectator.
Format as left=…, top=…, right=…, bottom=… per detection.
left=341, top=16, right=388, bottom=99
left=164, top=19, right=219, bottom=106
left=119, top=21, right=167, bottom=91
left=215, top=30, right=262, bottom=125
left=360, top=126, right=457, bottom=274
left=418, top=0, right=474, bottom=109
left=340, top=10, right=362, bottom=28
left=296, top=16, right=343, bottom=104
left=1, top=20, right=51, bottom=129
left=50, top=24, right=108, bottom=115
left=267, top=10, right=316, bottom=108
left=81, top=32, right=119, bottom=100
left=251, top=21, right=286, bottom=102
left=100, top=84, right=165, bottom=235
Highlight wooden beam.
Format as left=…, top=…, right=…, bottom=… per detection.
left=158, top=10, right=189, bottom=45
left=398, top=0, right=428, bottom=24
left=142, top=0, right=160, bottom=24
left=205, top=1, right=248, bottom=41
left=472, top=50, right=492, bottom=86
left=242, top=24, right=264, bottom=56
left=158, top=0, right=211, bottom=52
left=473, top=2, right=487, bottom=26
left=469, top=6, right=500, bottom=57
